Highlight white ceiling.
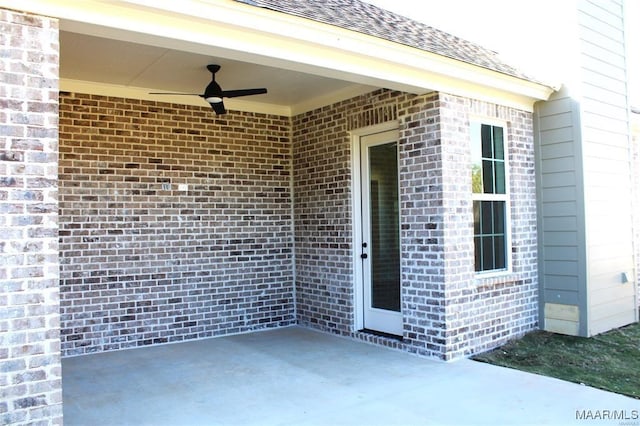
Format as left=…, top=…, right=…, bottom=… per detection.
left=60, top=31, right=378, bottom=115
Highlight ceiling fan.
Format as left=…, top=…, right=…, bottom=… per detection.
left=149, top=64, right=267, bottom=114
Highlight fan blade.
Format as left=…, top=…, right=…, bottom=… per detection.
left=210, top=101, right=226, bottom=114
left=149, top=92, right=203, bottom=96
left=221, top=88, right=267, bottom=98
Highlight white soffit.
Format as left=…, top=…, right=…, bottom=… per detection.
left=58, top=31, right=377, bottom=117
left=3, top=0, right=556, bottom=113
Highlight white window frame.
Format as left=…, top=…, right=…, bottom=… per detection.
left=470, top=117, right=512, bottom=277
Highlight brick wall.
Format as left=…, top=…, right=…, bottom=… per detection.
left=0, top=8, right=62, bottom=425
left=397, top=93, right=450, bottom=357
left=57, top=86, right=537, bottom=360
left=292, top=98, right=353, bottom=333
left=399, top=93, right=538, bottom=359
left=293, top=90, right=538, bottom=359
left=438, top=94, right=539, bottom=359
left=292, top=90, right=414, bottom=334
left=58, top=93, right=295, bottom=355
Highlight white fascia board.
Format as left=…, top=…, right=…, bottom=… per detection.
left=5, top=0, right=557, bottom=112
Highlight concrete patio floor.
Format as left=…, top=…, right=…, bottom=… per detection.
left=62, top=326, right=639, bottom=426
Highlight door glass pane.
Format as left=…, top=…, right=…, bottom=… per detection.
left=369, top=142, right=400, bottom=312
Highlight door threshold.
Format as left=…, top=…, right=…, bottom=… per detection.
left=359, top=329, right=403, bottom=341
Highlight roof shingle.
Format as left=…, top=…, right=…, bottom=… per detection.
left=236, top=0, right=544, bottom=84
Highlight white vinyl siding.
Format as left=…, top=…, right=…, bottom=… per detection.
left=578, top=0, right=636, bottom=334
left=535, top=0, right=637, bottom=337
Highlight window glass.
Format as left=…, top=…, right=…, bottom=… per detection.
left=493, top=201, right=505, bottom=234
left=473, top=201, right=480, bottom=234
left=471, top=124, right=483, bottom=194
left=482, top=160, right=494, bottom=193
left=494, top=162, right=505, bottom=194
left=481, top=124, right=493, bottom=158
left=495, top=235, right=505, bottom=269
left=481, top=200, right=493, bottom=234
left=473, top=201, right=506, bottom=271
left=471, top=122, right=508, bottom=273
left=493, top=127, right=504, bottom=160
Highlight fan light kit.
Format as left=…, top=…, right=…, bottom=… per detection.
left=150, top=64, right=267, bottom=115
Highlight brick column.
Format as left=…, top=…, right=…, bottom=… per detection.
left=437, top=94, right=476, bottom=360
left=399, top=93, right=539, bottom=360
left=398, top=93, right=449, bottom=358
left=0, top=8, right=62, bottom=425
left=438, top=94, right=539, bottom=359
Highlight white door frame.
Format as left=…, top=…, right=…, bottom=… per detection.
left=350, top=121, right=401, bottom=333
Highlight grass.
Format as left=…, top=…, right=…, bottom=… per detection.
left=472, top=322, right=640, bottom=399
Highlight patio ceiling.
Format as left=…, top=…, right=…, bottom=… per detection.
left=60, top=30, right=377, bottom=117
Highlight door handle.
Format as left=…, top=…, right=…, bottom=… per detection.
left=360, top=253, right=368, bottom=259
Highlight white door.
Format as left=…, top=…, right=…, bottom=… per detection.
left=359, top=130, right=402, bottom=336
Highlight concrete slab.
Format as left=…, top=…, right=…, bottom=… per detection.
left=62, top=326, right=639, bottom=425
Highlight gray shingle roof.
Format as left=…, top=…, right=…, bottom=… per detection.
left=236, top=0, right=543, bottom=84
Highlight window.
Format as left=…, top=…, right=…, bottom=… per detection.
left=471, top=122, right=508, bottom=273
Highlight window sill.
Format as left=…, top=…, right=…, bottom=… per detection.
left=473, top=269, right=519, bottom=289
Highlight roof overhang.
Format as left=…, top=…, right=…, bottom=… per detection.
left=3, top=0, right=558, bottom=114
